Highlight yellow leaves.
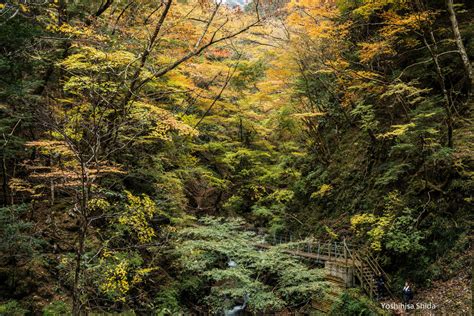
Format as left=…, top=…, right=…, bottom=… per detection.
left=165, top=71, right=194, bottom=90
left=381, top=81, right=431, bottom=105
left=351, top=70, right=383, bottom=81
left=99, top=261, right=130, bottom=302
left=47, top=22, right=82, bottom=35
left=287, top=12, right=337, bottom=40
left=131, top=267, right=158, bottom=285
left=359, top=41, right=396, bottom=63
left=377, top=123, right=415, bottom=139
left=25, top=140, right=74, bottom=157
left=286, top=0, right=342, bottom=48
left=118, top=191, right=159, bottom=244
left=348, top=0, right=432, bottom=60
left=270, top=189, right=294, bottom=204
left=293, top=112, right=326, bottom=119
left=346, top=71, right=385, bottom=95
left=351, top=192, right=401, bottom=251
left=287, top=0, right=338, bottom=17
left=351, top=213, right=377, bottom=229
left=326, top=58, right=350, bottom=71
left=19, top=3, right=28, bottom=13
left=324, top=225, right=338, bottom=240
left=98, top=250, right=159, bottom=303
left=102, top=249, right=113, bottom=258
left=352, top=0, right=410, bottom=18
left=352, top=0, right=388, bottom=17
left=58, top=23, right=84, bottom=35
left=310, top=184, right=333, bottom=199
left=8, top=178, right=34, bottom=194
left=88, top=198, right=111, bottom=211
left=350, top=212, right=394, bottom=251
left=133, top=102, right=198, bottom=141
left=380, top=11, right=431, bottom=39
left=61, top=46, right=136, bottom=72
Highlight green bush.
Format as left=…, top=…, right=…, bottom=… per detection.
left=42, top=300, right=70, bottom=315
left=154, top=286, right=182, bottom=315
left=0, top=300, right=28, bottom=316
left=330, top=289, right=389, bottom=316
left=173, top=217, right=328, bottom=313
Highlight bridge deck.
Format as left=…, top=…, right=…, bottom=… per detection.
left=255, top=236, right=393, bottom=299
left=256, top=244, right=359, bottom=265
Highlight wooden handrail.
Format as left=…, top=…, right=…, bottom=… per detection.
left=264, top=235, right=393, bottom=299
left=367, top=251, right=392, bottom=282
left=354, top=246, right=394, bottom=299
left=350, top=250, right=375, bottom=297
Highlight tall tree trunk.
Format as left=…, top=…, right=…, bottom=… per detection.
left=72, top=222, right=86, bottom=315
left=1, top=151, right=8, bottom=206
left=72, top=161, right=89, bottom=316
left=446, top=0, right=474, bottom=94
left=423, top=32, right=454, bottom=148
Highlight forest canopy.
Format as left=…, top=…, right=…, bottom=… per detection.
left=0, top=0, right=472, bottom=314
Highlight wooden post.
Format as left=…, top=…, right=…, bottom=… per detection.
left=343, top=239, right=347, bottom=261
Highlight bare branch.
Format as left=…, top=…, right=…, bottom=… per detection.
left=194, top=58, right=241, bottom=128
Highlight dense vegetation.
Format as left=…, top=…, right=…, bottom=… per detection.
left=0, top=0, right=472, bottom=314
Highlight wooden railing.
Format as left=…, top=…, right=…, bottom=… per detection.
left=342, top=240, right=394, bottom=299
left=260, top=234, right=393, bottom=299
left=265, top=234, right=348, bottom=262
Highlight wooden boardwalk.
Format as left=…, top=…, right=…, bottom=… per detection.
left=256, top=243, right=358, bottom=265
left=258, top=235, right=393, bottom=299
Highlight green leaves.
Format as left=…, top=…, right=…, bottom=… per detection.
left=350, top=103, right=379, bottom=132
left=351, top=191, right=425, bottom=253
left=172, top=217, right=327, bottom=313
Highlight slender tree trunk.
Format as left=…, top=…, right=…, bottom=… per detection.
left=423, top=33, right=454, bottom=148
left=57, top=0, right=68, bottom=26
left=1, top=151, right=8, bottom=206
left=95, top=0, right=114, bottom=17
left=446, top=0, right=473, bottom=93
left=72, top=221, right=86, bottom=316
left=72, top=161, right=89, bottom=316
left=50, top=179, right=55, bottom=206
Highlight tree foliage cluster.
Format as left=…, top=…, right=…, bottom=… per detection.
left=281, top=0, right=473, bottom=287
left=0, top=0, right=472, bottom=314
left=0, top=0, right=310, bottom=313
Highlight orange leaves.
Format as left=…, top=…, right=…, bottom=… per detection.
left=380, top=11, right=432, bottom=40
left=205, top=48, right=232, bottom=60
left=358, top=41, right=396, bottom=63
left=324, top=58, right=349, bottom=73
left=286, top=0, right=340, bottom=40
left=354, top=9, right=432, bottom=68
left=8, top=178, right=35, bottom=195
